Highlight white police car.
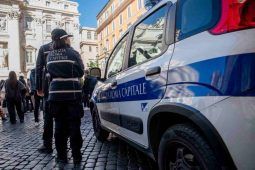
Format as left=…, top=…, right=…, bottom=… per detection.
left=90, top=0, right=255, bottom=169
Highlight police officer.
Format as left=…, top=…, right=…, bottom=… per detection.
left=46, top=29, right=84, bottom=164
left=35, top=30, right=56, bottom=153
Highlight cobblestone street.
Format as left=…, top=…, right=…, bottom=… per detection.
left=0, top=109, right=157, bottom=170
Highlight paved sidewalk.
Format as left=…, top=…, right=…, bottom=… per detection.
left=0, top=109, right=157, bottom=170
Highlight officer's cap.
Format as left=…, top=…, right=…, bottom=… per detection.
left=51, top=29, right=73, bottom=40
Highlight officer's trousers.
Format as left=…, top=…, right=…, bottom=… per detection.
left=42, top=97, right=53, bottom=147
left=50, top=101, right=84, bottom=160
left=33, top=92, right=42, bottom=122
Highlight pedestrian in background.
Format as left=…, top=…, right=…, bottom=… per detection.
left=26, top=79, right=33, bottom=112
left=19, top=74, right=27, bottom=113
left=0, top=80, right=7, bottom=122
left=0, top=80, right=8, bottom=121
left=47, top=29, right=84, bottom=164
left=82, top=70, right=97, bottom=108
left=5, top=71, right=27, bottom=124
left=30, top=68, right=42, bottom=125
left=36, top=30, right=55, bottom=153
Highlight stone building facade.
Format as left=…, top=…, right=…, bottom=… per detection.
left=0, top=0, right=80, bottom=79
left=80, top=27, right=98, bottom=69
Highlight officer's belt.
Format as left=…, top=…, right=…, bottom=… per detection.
left=52, top=78, right=79, bottom=82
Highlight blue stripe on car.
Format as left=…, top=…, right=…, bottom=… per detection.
left=166, top=53, right=255, bottom=97
left=94, top=53, right=255, bottom=103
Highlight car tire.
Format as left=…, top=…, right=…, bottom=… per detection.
left=91, top=107, right=109, bottom=141
left=158, top=124, right=221, bottom=170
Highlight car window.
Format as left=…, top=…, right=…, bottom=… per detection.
left=106, top=35, right=127, bottom=78
left=129, top=5, right=168, bottom=67
left=176, top=0, right=220, bottom=41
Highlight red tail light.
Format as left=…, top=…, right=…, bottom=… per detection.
left=210, top=0, right=255, bottom=35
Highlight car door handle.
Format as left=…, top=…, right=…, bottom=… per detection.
left=111, top=81, right=117, bottom=87
left=146, top=66, right=161, bottom=77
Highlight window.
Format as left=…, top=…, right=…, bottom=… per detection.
left=111, top=4, right=115, bottom=13
left=176, top=0, right=220, bottom=41
left=119, top=0, right=123, bottom=5
left=129, top=6, right=167, bottom=67
left=87, top=31, right=91, bottom=39
left=0, top=43, right=8, bottom=69
left=25, top=17, right=33, bottom=30
left=96, top=47, right=98, bottom=52
left=106, top=39, right=109, bottom=51
left=127, top=5, right=132, bottom=18
left=119, top=14, right=123, bottom=25
left=112, top=35, right=116, bottom=46
left=105, top=11, right=109, bottom=19
left=112, top=21, right=115, bottom=30
left=106, top=26, right=109, bottom=35
left=46, top=1, right=50, bottom=6
left=0, top=17, right=7, bottom=32
left=107, top=35, right=127, bottom=78
left=100, top=44, right=103, bottom=53
left=89, top=46, right=92, bottom=52
left=98, top=18, right=102, bottom=26
left=64, top=4, right=69, bottom=9
left=46, top=20, right=51, bottom=33
left=94, top=32, right=97, bottom=40
left=65, top=22, right=70, bottom=33
left=119, top=29, right=123, bottom=36
left=137, top=0, right=143, bottom=9
left=26, top=51, right=33, bottom=63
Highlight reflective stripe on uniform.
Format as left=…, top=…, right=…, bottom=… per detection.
left=47, top=60, right=75, bottom=65
left=44, top=51, right=51, bottom=54
left=52, top=78, right=79, bottom=82
left=49, top=90, right=82, bottom=94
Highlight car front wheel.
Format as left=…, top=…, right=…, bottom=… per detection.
left=158, top=124, right=221, bottom=170
left=91, top=107, right=109, bottom=141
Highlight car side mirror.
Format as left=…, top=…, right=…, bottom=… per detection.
left=89, top=67, right=102, bottom=80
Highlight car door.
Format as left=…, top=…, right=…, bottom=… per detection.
left=116, top=2, right=176, bottom=148
left=96, top=34, right=129, bottom=134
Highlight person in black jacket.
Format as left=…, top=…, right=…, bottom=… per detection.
left=82, top=70, right=97, bottom=108
left=5, top=71, right=26, bottom=124
left=47, top=29, right=84, bottom=164
left=35, top=30, right=55, bottom=153
left=30, top=68, right=42, bottom=124
left=19, top=74, right=28, bottom=113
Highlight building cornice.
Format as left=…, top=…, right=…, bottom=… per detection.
left=81, top=27, right=96, bottom=31
left=80, top=41, right=98, bottom=46
left=97, top=0, right=111, bottom=18
left=96, top=0, right=134, bottom=33
left=25, top=5, right=80, bottom=16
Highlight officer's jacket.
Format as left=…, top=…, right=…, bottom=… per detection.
left=83, top=76, right=98, bottom=96
left=35, top=42, right=53, bottom=97
left=46, top=47, right=84, bottom=101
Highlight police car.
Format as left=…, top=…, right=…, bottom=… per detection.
left=90, top=0, right=255, bottom=169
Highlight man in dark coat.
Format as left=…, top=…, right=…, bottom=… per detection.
left=82, top=70, right=97, bottom=108
left=30, top=68, right=42, bottom=124
left=35, top=30, right=56, bottom=153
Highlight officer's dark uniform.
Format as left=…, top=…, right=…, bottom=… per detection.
left=35, top=42, right=54, bottom=151
left=46, top=37, right=84, bottom=162
left=82, top=75, right=97, bottom=107
left=30, top=68, right=42, bottom=122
